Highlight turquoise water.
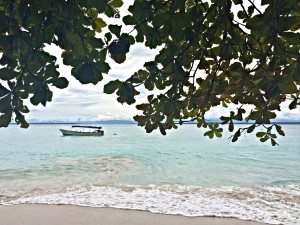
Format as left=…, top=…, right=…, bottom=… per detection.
left=0, top=124, right=299, bottom=224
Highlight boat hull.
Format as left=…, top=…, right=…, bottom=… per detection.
left=59, top=129, right=104, bottom=136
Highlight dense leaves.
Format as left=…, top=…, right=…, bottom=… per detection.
left=1, top=0, right=300, bottom=145
left=118, top=0, right=300, bottom=145
left=0, top=0, right=123, bottom=127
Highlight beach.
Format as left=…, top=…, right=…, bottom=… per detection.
left=0, top=204, right=266, bottom=225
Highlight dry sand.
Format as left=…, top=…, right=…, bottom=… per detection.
left=0, top=204, right=267, bottom=225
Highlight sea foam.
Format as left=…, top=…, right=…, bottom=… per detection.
left=4, top=184, right=300, bottom=225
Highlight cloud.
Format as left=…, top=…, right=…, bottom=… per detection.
left=128, top=44, right=157, bottom=58
left=67, top=87, right=101, bottom=95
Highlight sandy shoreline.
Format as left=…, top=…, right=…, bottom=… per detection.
left=0, top=204, right=267, bottom=225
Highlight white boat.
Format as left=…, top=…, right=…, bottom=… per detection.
left=60, top=125, right=104, bottom=136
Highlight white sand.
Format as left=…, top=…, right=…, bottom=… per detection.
left=0, top=204, right=267, bottom=225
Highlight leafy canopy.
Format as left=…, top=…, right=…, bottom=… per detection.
left=0, top=0, right=299, bottom=145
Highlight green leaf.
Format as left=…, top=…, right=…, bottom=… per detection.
left=116, top=83, right=138, bottom=104
left=0, top=84, right=10, bottom=97
left=292, top=63, right=300, bottom=81
left=111, top=54, right=126, bottom=64
left=94, top=62, right=111, bottom=73
left=232, top=129, right=241, bottom=142
left=93, top=18, right=107, bottom=32
left=163, top=100, right=174, bottom=116
left=220, top=116, right=230, bottom=124
left=247, top=124, right=256, bottom=133
left=0, top=14, right=9, bottom=33
left=271, top=138, right=277, bottom=146
left=215, top=130, right=222, bottom=138
left=280, top=32, right=300, bottom=45
left=28, top=61, right=42, bottom=73
left=74, top=62, right=103, bottom=84
left=89, top=0, right=105, bottom=12
left=256, top=132, right=265, bottom=138
left=0, top=68, right=19, bottom=80
left=278, top=77, right=298, bottom=94
left=14, top=109, right=29, bottom=128
left=204, top=130, right=214, bottom=139
left=229, top=120, right=234, bottom=132
left=0, top=95, right=12, bottom=113
left=105, top=32, right=113, bottom=43
left=109, top=0, right=123, bottom=8
left=30, top=84, right=48, bottom=106
left=109, top=24, right=122, bottom=38
left=50, top=77, right=69, bottom=89
left=159, top=124, right=166, bottom=135
left=289, top=99, right=297, bottom=110
left=88, top=37, right=105, bottom=49
left=0, top=110, right=12, bottom=127
left=146, top=28, right=161, bottom=49
left=108, top=35, right=133, bottom=64
left=260, top=136, right=269, bottom=142
left=275, top=124, right=285, bottom=136
left=0, top=55, right=14, bottom=66
left=123, top=15, right=136, bottom=25
left=104, top=80, right=121, bottom=94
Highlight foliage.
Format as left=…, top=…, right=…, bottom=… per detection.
left=1, top=0, right=300, bottom=145
left=0, top=0, right=124, bottom=128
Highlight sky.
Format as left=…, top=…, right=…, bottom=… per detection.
left=27, top=42, right=300, bottom=122
left=24, top=2, right=300, bottom=123
left=27, top=43, right=157, bottom=122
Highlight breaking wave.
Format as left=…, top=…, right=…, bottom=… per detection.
left=1, top=184, right=299, bottom=225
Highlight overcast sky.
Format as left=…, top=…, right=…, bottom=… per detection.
left=25, top=2, right=300, bottom=122
left=27, top=41, right=300, bottom=122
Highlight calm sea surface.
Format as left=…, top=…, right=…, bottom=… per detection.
left=0, top=124, right=299, bottom=224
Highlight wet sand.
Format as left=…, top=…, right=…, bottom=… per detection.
left=0, top=204, right=267, bottom=225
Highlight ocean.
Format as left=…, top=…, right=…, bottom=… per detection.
left=0, top=124, right=299, bottom=224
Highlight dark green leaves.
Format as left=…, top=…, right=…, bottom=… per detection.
left=0, top=0, right=299, bottom=147
left=109, top=25, right=122, bottom=38
left=0, top=94, right=12, bottom=127
left=204, top=123, right=223, bottom=139
left=108, top=34, right=135, bottom=63
left=0, top=68, right=19, bottom=80
left=275, top=124, right=285, bottom=136
left=0, top=95, right=12, bottom=113
left=0, top=110, right=12, bottom=127
left=116, top=82, right=139, bottom=104
left=74, top=62, right=110, bottom=84
left=255, top=125, right=281, bottom=146
left=30, top=84, right=51, bottom=106
left=0, top=84, right=10, bottom=97
left=232, top=129, right=241, bottom=142
left=104, top=79, right=121, bottom=94
left=0, top=0, right=124, bottom=129
left=75, top=62, right=95, bottom=84
left=109, top=0, right=123, bottom=8
left=50, top=77, right=69, bottom=89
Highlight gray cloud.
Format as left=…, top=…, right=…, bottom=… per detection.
left=67, top=87, right=102, bottom=95
left=128, top=45, right=156, bottom=58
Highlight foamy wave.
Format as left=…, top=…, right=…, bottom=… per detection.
left=4, top=184, right=300, bottom=225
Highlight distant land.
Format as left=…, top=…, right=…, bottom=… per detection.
left=25, top=119, right=137, bottom=124
left=12, top=119, right=300, bottom=125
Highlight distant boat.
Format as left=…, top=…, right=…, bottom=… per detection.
left=60, top=125, right=104, bottom=136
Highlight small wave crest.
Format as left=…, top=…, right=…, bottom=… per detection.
left=4, top=184, right=300, bottom=224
